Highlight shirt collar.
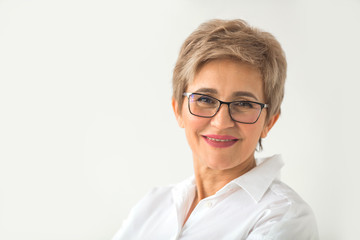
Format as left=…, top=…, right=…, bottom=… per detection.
left=231, top=154, right=284, bottom=203
left=171, top=175, right=196, bottom=203
left=172, top=155, right=284, bottom=204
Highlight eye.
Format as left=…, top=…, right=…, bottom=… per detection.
left=191, top=94, right=218, bottom=107
left=233, top=101, right=254, bottom=109
left=231, top=101, right=258, bottom=113
left=197, top=96, right=215, bottom=104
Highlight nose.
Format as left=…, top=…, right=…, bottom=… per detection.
left=210, top=103, right=235, bottom=129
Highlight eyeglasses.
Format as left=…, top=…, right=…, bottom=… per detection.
left=183, top=93, right=268, bottom=124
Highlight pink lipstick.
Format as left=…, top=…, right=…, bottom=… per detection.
left=202, top=134, right=239, bottom=148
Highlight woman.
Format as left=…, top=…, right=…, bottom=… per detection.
left=112, top=19, right=319, bottom=240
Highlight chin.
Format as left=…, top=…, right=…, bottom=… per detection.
left=205, top=159, right=238, bottom=171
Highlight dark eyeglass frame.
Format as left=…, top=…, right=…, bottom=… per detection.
left=183, top=92, right=269, bottom=124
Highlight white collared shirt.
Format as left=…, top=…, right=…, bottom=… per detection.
left=112, top=155, right=319, bottom=240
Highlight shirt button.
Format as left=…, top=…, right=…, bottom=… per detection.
left=205, top=201, right=213, bottom=208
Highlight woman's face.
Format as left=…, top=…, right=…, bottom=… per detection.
left=173, top=59, right=279, bottom=171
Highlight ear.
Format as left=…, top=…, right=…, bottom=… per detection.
left=172, top=98, right=184, bottom=128
left=261, top=113, right=280, bottom=138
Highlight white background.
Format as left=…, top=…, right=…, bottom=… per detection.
left=0, top=0, right=359, bottom=239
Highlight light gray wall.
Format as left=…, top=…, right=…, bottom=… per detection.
left=0, top=0, right=359, bottom=239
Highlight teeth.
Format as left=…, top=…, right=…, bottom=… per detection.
left=207, top=137, right=235, bottom=142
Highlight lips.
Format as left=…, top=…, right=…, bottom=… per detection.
left=202, top=134, right=239, bottom=148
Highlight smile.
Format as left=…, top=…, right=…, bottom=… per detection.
left=202, top=135, right=239, bottom=148
left=206, top=137, right=236, bottom=142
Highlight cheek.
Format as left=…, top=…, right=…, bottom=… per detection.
left=184, top=115, right=207, bottom=135
left=240, top=123, right=264, bottom=143
left=183, top=115, right=210, bottom=148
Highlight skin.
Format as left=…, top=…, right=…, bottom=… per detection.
left=172, top=59, right=279, bottom=225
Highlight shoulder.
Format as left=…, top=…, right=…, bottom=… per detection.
left=111, top=185, right=175, bottom=240
left=249, top=180, right=319, bottom=240
left=131, top=185, right=174, bottom=213
left=267, top=180, right=315, bottom=217
left=145, top=185, right=174, bottom=199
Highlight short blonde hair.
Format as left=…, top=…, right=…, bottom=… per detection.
left=172, top=19, right=287, bottom=120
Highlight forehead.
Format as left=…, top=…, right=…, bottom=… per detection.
left=188, top=59, right=264, bottom=101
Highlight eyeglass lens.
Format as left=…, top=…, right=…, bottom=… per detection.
left=188, top=93, right=263, bottom=123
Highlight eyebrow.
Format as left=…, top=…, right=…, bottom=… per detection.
left=194, top=88, right=259, bottom=101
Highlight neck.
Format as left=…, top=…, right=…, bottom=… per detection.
left=193, top=156, right=256, bottom=200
